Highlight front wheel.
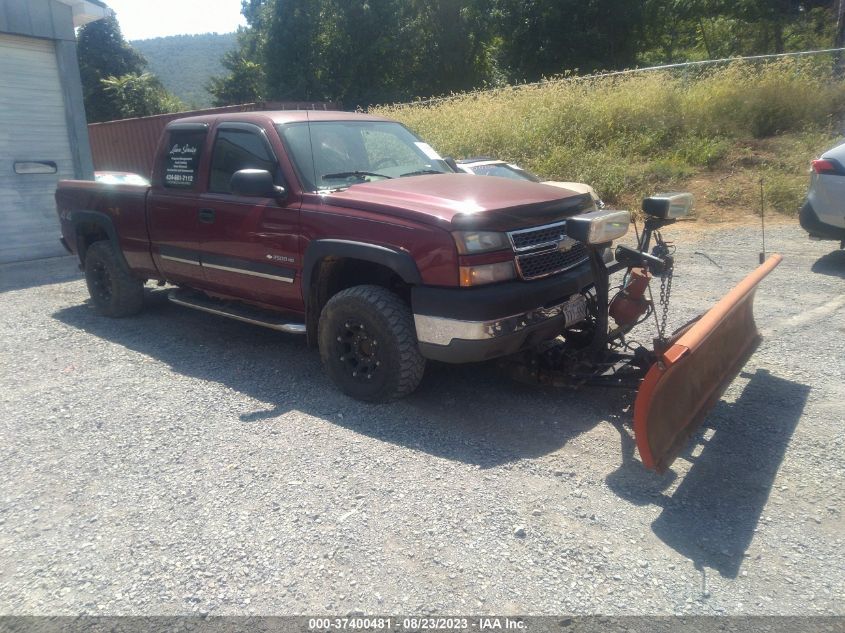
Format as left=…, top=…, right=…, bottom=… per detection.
left=318, top=285, right=426, bottom=402
left=84, top=241, right=145, bottom=317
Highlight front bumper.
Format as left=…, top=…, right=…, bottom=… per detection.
left=412, top=260, right=593, bottom=363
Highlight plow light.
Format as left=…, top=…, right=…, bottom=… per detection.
left=566, top=210, right=630, bottom=245
left=642, top=192, right=694, bottom=219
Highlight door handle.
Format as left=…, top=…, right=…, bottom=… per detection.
left=198, top=208, right=216, bottom=223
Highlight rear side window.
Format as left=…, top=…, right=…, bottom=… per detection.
left=163, top=130, right=206, bottom=189
left=209, top=128, right=278, bottom=194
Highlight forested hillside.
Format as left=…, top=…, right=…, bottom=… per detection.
left=132, top=33, right=238, bottom=109
left=77, top=11, right=184, bottom=122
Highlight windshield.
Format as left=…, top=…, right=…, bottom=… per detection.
left=277, top=121, right=452, bottom=192
left=464, top=162, right=542, bottom=183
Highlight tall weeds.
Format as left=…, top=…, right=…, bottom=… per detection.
left=374, top=58, right=845, bottom=213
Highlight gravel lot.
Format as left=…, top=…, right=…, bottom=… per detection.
left=1, top=222, right=843, bottom=616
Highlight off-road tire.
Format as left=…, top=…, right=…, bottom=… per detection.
left=84, top=241, right=145, bottom=317
left=318, top=285, right=426, bottom=402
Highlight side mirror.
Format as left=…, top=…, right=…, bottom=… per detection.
left=443, top=156, right=460, bottom=173
left=642, top=192, right=693, bottom=219
left=230, top=169, right=287, bottom=199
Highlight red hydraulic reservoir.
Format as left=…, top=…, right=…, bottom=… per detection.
left=610, top=267, right=652, bottom=327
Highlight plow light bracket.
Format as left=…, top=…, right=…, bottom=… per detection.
left=642, top=192, right=694, bottom=220
left=614, top=244, right=672, bottom=275
left=566, top=210, right=630, bottom=245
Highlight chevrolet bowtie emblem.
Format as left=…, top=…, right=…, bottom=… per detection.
left=557, top=236, right=577, bottom=252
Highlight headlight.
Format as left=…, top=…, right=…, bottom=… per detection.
left=565, top=210, right=630, bottom=245
left=452, top=231, right=510, bottom=254
left=459, top=261, right=516, bottom=286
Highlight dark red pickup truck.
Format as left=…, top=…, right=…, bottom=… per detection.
left=57, top=109, right=786, bottom=472
left=56, top=110, right=611, bottom=402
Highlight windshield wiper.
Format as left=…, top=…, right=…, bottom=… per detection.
left=400, top=169, right=446, bottom=177
left=322, top=171, right=392, bottom=180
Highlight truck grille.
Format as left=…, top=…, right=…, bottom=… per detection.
left=509, top=222, right=568, bottom=251
left=516, top=243, right=589, bottom=279
left=507, top=221, right=589, bottom=280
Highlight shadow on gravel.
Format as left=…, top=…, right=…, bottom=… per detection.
left=53, top=288, right=626, bottom=469
left=811, top=249, right=845, bottom=278
left=0, top=256, right=81, bottom=293
left=606, top=368, right=809, bottom=578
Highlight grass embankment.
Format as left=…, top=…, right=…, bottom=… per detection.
left=374, top=59, right=845, bottom=220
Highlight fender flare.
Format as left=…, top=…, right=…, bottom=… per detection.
left=70, top=210, right=131, bottom=273
left=301, top=239, right=422, bottom=347
left=301, top=239, right=423, bottom=299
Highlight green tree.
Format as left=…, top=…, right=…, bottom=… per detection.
left=719, top=0, right=804, bottom=53
left=208, top=0, right=842, bottom=109
left=76, top=10, right=148, bottom=122
left=317, top=0, right=410, bottom=105
left=260, top=0, right=494, bottom=106
left=676, top=0, right=834, bottom=59
left=638, top=0, right=708, bottom=63
left=490, top=0, right=646, bottom=82
left=263, top=0, right=324, bottom=100
left=403, top=0, right=495, bottom=97
left=208, top=0, right=271, bottom=106
left=208, top=53, right=265, bottom=106
left=635, top=0, right=837, bottom=65
left=101, top=73, right=183, bottom=119
left=316, top=0, right=460, bottom=106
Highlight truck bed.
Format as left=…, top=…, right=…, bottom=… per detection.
left=55, top=180, right=158, bottom=277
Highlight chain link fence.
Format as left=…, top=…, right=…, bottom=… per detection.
left=389, top=47, right=845, bottom=110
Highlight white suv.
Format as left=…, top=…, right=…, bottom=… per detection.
left=800, top=141, right=845, bottom=247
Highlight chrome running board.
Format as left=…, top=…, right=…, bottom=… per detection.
left=168, top=289, right=306, bottom=334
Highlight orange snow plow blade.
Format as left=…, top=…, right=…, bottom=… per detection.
left=633, top=254, right=783, bottom=473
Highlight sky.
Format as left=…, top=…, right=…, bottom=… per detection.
left=103, top=0, right=247, bottom=41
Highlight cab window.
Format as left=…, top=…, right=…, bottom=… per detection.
left=163, top=129, right=205, bottom=189
left=208, top=128, right=279, bottom=194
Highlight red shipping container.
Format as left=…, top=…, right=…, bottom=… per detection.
left=87, top=101, right=337, bottom=179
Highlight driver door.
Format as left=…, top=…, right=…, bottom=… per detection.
left=196, top=122, right=302, bottom=310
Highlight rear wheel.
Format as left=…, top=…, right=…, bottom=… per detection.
left=318, top=285, right=425, bottom=402
left=84, top=241, right=145, bottom=317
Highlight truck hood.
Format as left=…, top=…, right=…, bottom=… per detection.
left=324, top=174, right=595, bottom=230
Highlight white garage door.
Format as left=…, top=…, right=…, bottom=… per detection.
left=0, top=33, right=75, bottom=264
